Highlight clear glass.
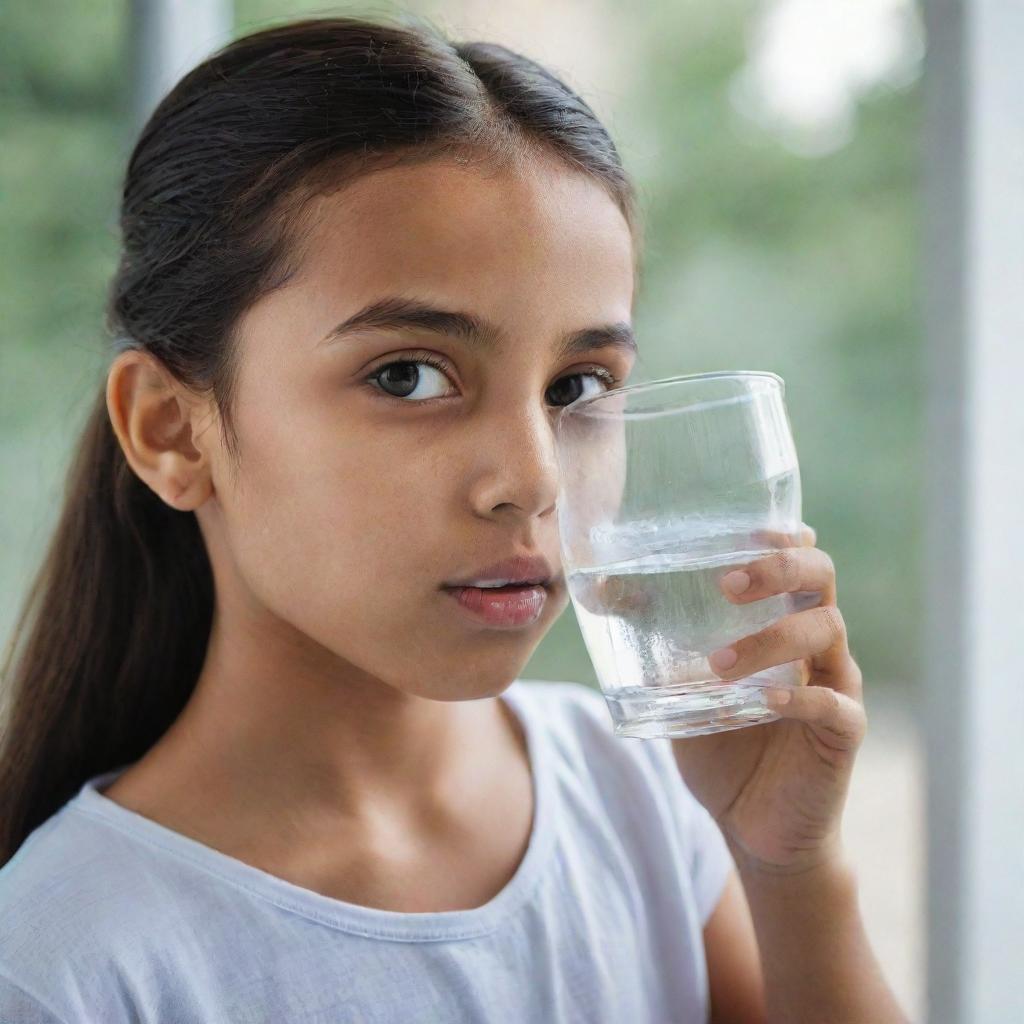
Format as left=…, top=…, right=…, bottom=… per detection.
left=553, top=371, right=822, bottom=739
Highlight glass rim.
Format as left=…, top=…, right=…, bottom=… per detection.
left=557, top=370, right=785, bottom=419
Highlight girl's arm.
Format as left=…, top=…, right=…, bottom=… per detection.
left=671, top=526, right=910, bottom=1023
left=703, top=868, right=767, bottom=1023
left=705, top=842, right=911, bottom=1023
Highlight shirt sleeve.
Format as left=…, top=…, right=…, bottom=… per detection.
left=636, top=733, right=736, bottom=927
left=0, top=974, right=69, bottom=1024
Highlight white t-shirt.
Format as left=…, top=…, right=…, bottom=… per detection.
left=0, top=679, right=735, bottom=1024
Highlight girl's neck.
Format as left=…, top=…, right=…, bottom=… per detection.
left=101, top=688, right=533, bottom=913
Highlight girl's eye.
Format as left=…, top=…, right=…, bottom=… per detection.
left=545, top=368, right=620, bottom=407
left=364, top=354, right=621, bottom=405
left=365, top=356, right=454, bottom=402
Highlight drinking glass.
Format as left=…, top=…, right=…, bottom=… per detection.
left=552, top=371, right=822, bottom=739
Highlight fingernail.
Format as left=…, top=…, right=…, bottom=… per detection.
left=722, top=571, right=751, bottom=595
left=766, top=688, right=791, bottom=706
left=709, top=647, right=738, bottom=672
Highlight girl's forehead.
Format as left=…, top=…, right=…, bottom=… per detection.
left=295, top=157, right=634, bottom=284
left=236, top=158, right=636, bottom=365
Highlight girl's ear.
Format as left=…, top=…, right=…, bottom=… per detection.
left=105, top=349, right=216, bottom=511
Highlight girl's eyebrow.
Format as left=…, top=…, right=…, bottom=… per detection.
left=315, top=294, right=637, bottom=359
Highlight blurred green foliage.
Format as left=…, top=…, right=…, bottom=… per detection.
left=0, top=1, right=920, bottom=693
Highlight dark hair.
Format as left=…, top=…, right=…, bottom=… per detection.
left=0, top=12, right=644, bottom=866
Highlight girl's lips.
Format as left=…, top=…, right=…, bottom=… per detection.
left=443, top=583, right=548, bottom=628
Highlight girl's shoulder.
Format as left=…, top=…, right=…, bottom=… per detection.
left=0, top=784, right=181, bottom=1007
left=510, top=677, right=712, bottom=833
left=510, top=677, right=678, bottom=777
left=506, top=676, right=620, bottom=741
left=511, top=676, right=734, bottom=925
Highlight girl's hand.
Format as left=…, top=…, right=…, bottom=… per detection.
left=669, top=524, right=868, bottom=875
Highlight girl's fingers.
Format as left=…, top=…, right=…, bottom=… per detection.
left=765, top=679, right=867, bottom=755
left=708, top=604, right=850, bottom=681
left=719, top=544, right=835, bottom=607
left=577, top=523, right=821, bottom=618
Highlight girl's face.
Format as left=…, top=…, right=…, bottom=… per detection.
left=200, top=155, right=637, bottom=703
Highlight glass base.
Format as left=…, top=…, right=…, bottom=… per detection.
left=605, top=680, right=784, bottom=739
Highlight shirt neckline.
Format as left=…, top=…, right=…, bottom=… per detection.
left=67, top=679, right=556, bottom=942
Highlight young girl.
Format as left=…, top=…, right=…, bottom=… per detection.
left=0, top=14, right=908, bottom=1023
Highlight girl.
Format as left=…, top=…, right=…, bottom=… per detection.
left=0, top=13, right=908, bottom=1023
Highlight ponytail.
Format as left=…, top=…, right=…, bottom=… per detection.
left=0, top=387, right=213, bottom=865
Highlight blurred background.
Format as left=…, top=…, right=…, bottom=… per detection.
left=1, top=0, right=926, bottom=1017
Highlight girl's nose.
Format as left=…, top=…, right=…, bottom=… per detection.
left=468, top=407, right=561, bottom=520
